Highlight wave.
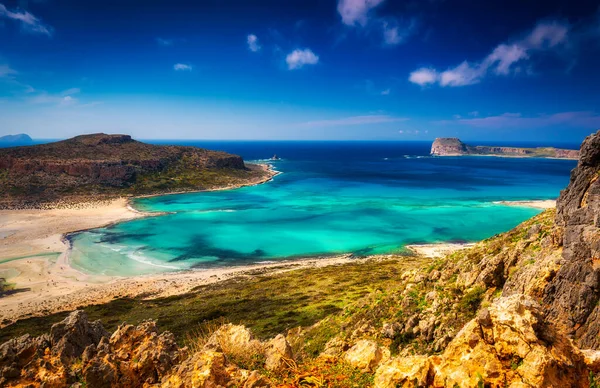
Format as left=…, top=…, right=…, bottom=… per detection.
left=128, top=250, right=182, bottom=270
left=193, top=209, right=238, bottom=214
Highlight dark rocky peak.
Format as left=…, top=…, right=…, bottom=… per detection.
left=543, top=130, right=600, bottom=348
left=68, top=133, right=134, bottom=146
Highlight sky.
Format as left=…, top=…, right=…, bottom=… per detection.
left=0, top=0, right=599, bottom=142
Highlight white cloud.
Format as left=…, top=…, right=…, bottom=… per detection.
left=380, top=89, right=390, bottom=95
left=0, top=3, right=52, bottom=36
left=173, top=63, right=192, bottom=71
left=439, top=61, right=484, bottom=87
left=337, top=0, right=413, bottom=47
left=247, top=34, right=261, bottom=52
left=300, top=114, right=407, bottom=127
left=408, top=67, right=438, bottom=86
left=409, top=20, right=570, bottom=87
left=337, top=0, right=385, bottom=27
left=526, top=21, right=568, bottom=48
left=286, top=49, right=319, bottom=70
left=486, top=44, right=529, bottom=75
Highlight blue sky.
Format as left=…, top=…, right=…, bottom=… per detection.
left=0, top=0, right=599, bottom=141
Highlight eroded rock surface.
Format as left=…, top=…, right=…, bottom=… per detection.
left=543, top=130, right=600, bottom=348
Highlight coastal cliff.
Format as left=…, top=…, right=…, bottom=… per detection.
left=0, top=134, right=270, bottom=208
left=431, top=137, right=579, bottom=159
left=2, top=132, right=600, bottom=387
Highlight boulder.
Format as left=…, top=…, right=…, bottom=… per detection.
left=374, top=355, right=433, bottom=388
left=50, top=310, right=109, bottom=362
left=161, top=351, right=230, bottom=388
left=264, top=334, right=293, bottom=371
left=432, top=295, right=588, bottom=387
left=344, top=340, right=389, bottom=372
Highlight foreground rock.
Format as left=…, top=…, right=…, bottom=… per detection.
left=0, top=311, right=279, bottom=387
left=374, top=295, right=594, bottom=388
left=543, top=130, right=600, bottom=348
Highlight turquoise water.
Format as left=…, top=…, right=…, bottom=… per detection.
left=69, top=141, right=576, bottom=276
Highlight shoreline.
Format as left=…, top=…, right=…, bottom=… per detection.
left=405, top=242, right=475, bottom=258
left=0, top=163, right=278, bottom=325
left=494, top=199, right=556, bottom=209
left=0, top=171, right=551, bottom=326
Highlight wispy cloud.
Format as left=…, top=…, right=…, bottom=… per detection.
left=409, top=20, right=569, bottom=87
left=300, top=114, right=408, bottom=127
left=247, top=34, right=261, bottom=52
left=380, top=88, right=390, bottom=95
left=0, top=64, right=17, bottom=78
left=337, top=0, right=414, bottom=47
left=28, top=87, right=81, bottom=106
left=156, top=38, right=174, bottom=46
left=286, top=48, right=319, bottom=70
left=0, top=3, right=53, bottom=36
left=437, top=111, right=600, bottom=129
left=173, top=63, right=192, bottom=71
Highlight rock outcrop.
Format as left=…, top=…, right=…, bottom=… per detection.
left=430, top=137, right=579, bottom=159
left=0, top=311, right=281, bottom=387
left=543, top=130, right=600, bottom=348
left=374, top=295, right=594, bottom=388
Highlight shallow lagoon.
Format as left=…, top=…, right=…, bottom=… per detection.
left=70, top=141, right=576, bottom=276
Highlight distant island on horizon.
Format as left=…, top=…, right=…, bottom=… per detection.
left=430, top=137, right=579, bottom=159
left=0, top=134, right=33, bottom=146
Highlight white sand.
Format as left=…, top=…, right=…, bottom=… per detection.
left=494, top=200, right=556, bottom=209
left=405, top=243, right=474, bottom=258
left=0, top=163, right=286, bottom=326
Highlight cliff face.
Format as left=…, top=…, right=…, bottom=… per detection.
left=0, top=133, right=253, bottom=207
left=430, top=137, right=579, bottom=159
left=543, top=130, right=600, bottom=347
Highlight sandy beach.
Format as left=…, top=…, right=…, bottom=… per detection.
left=405, top=243, right=475, bottom=258
left=0, top=163, right=279, bottom=325
left=0, top=165, right=553, bottom=326
left=494, top=199, right=556, bottom=209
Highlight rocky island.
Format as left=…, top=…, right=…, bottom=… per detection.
left=0, top=134, right=33, bottom=146
left=431, top=137, right=579, bottom=159
left=1, top=131, right=600, bottom=387
left=0, top=133, right=274, bottom=209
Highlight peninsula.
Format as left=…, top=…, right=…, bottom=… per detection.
left=431, top=137, right=579, bottom=159
left=0, top=133, right=274, bottom=209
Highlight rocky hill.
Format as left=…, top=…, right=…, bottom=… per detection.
left=1, top=131, right=600, bottom=387
left=0, top=133, right=270, bottom=208
left=431, top=137, right=579, bottom=159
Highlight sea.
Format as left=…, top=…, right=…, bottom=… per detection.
left=64, top=140, right=578, bottom=276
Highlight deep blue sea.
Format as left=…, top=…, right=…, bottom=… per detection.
left=67, top=140, right=577, bottom=276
